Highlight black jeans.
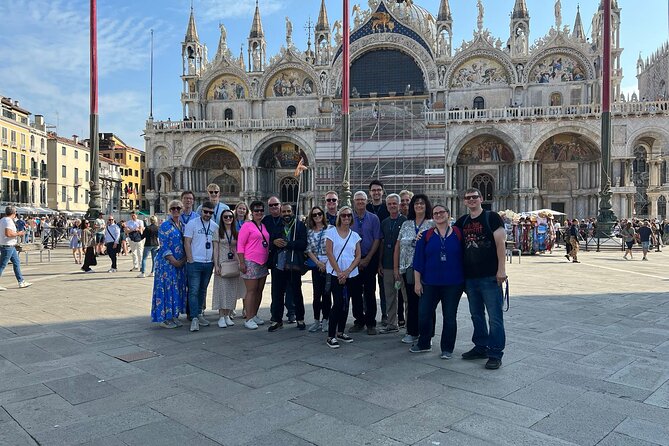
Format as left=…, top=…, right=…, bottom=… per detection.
left=350, top=263, right=378, bottom=328
left=105, top=242, right=118, bottom=269
left=271, top=269, right=305, bottom=323
left=417, top=284, right=464, bottom=351
left=311, top=269, right=331, bottom=320
left=403, top=272, right=420, bottom=337
left=397, top=288, right=405, bottom=324
left=328, top=275, right=358, bottom=337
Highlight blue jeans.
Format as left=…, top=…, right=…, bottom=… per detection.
left=141, top=246, right=158, bottom=274
left=0, top=246, right=25, bottom=283
left=186, top=262, right=214, bottom=318
left=465, top=276, right=506, bottom=359
left=417, top=284, right=464, bottom=352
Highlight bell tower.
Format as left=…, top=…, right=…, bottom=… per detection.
left=509, top=0, right=530, bottom=58
left=247, top=1, right=266, bottom=72
left=181, top=5, right=203, bottom=119
left=315, top=0, right=331, bottom=66
left=436, top=0, right=453, bottom=59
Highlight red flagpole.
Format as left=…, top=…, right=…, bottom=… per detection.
left=341, top=0, right=351, bottom=206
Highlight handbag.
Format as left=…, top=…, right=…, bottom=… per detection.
left=129, top=231, right=142, bottom=242
left=220, top=260, right=240, bottom=278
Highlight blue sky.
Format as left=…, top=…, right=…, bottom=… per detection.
left=0, top=0, right=666, bottom=150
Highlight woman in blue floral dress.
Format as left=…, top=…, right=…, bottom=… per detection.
left=151, top=200, right=187, bottom=328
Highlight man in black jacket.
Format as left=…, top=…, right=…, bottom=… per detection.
left=268, top=203, right=308, bottom=331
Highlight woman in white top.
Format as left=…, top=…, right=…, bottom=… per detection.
left=324, top=206, right=361, bottom=349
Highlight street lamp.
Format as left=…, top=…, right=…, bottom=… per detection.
left=85, top=0, right=102, bottom=222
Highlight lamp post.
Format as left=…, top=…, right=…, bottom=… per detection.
left=596, top=0, right=617, bottom=238
left=85, top=0, right=102, bottom=221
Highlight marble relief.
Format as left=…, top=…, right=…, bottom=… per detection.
left=206, top=75, right=248, bottom=100
left=266, top=70, right=316, bottom=97
left=450, top=58, right=509, bottom=88
left=530, top=55, right=586, bottom=83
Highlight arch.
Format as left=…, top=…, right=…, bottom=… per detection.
left=192, top=147, right=242, bottom=170
left=534, top=133, right=601, bottom=163
left=264, top=68, right=316, bottom=98
left=184, top=136, right=243, bottom=166
left=449, top=57, right=511, bottom=89
left=153, top=146, right=170, bottom=169
left=252, top=133, right=314, bottom=167
left=527, top=124, right=601, bottom=161
left=456, top=135, right=515, bottom=164
left=625, top=127, right=669, bottom=157
left=473, top=96, right=485, bottom=109
left=350, top=48, right=426, bottom=97
left=156, top=172, right=172, bottom=194
left=224, top=108, right=233, bottom=120
left=205, top=74, right=249, bottom=100
left=658, top=195, right=667, bottom=219
left=526, top=49, right=593, bottom=84
left=448, top=127, right=521, bottom=164
left=211, top=173, right=239, bottom=195
left=472, top=173, right=494, bottom=202
left=287, top=105, right=297, bottom=117
left=280, top=176, right=299, bottom=203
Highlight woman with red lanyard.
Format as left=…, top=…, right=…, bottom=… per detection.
left=237, top=200, right=270, bottom=330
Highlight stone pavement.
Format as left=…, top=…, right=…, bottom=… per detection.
left=1, top=245, right=669, bottom=446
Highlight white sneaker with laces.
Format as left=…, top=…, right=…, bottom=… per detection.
left=198, top=316, right=210, bottom=327
left=190, top=317, right=200, bottom=332
left=252, top=315, right=265, bottom=325
left=18, top=281, right=32, bottom=289
left=108, top=268, right=117, bottom=273
left=244, top=319, right=259, bottom=330
left=224, top=315, right=235, bottom=326
left=137, top=273, right=146, bottom=278
left=0, top=285, right=7, bottom=291
left=217, top=317, right=227, bottom=328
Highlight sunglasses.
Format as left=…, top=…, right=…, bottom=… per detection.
left=340, top=214, right=353, bottom=218
left=169, top=206, right=182, bottom=211
left=268, top=203, right=280, bottom=207
left=252, top=209, right=264, bottom=213
left=326, top=198, right=338, bottom=203
left=222, top=215, right=233, bottom=219
left=202, top=210, right=214, bottom=215
left=464, top=195, right=480, bottom=200
left=311, top=212, right=323, bottom=217
left=433, top=210, right=447, bottom=217
left=208, top=191, right=219, bottom=195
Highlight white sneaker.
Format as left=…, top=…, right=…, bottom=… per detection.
left=244, top=319, right=259, bottom=330
left=224, top=315, right=235, bottom=326
left=252, top=315, right=265, bottom=325
left=401, top=334, right=418, bottom=344
left=148, top=272, right=154, bottom=277
left=107, top=268, right=117, bottom=273
left=136, top=273, right=146, bottom=278
left=321, top=319, right=328, bottom=332
left=217, top=317, right=227, bottom=328
left=198, top=316, right=210, bottom=327
left=0, top=286, right=7, bottom=291
left=190, top=317, right=200, bottom=332
left=18, top=281, right=32, bottom=289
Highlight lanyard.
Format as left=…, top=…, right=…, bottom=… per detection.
left=254, top=222, right=268, bottom=246
left=283, top=219, right=295, bottom=239
left=201, top=219, right=211, bottom=246
left=225, top=229, right=233, bottom=253
left=414, top=219, right=425, bottom=236
left=435, top=226, right=450, bottom=252
left=316, top=228, right=325, bottom=255
left=389, top=217, right=400, bottom=236
left=181, top=211, right=194, bottom=225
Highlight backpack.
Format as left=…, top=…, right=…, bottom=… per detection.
left=424, top=226, right=462, bottom=243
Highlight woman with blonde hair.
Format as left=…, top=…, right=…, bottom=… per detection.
left=212, top=209, right=244, bottom=327
left=151, top=200, right=187, bottom=328
left=234, top=201, right=250, bottom=231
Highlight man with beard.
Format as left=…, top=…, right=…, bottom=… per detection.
left=267, top=203, right=308, bottom=332
left=263, top=196, right=295, bottom=323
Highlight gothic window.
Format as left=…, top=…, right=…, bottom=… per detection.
left=212, top=173, right=239, bottom=194
left=550, top=92, right=562, bottom=106
left=224, top=108, right=233, bottom=120
left=287, top=105, right=297, bottom=118
left=472, top=173, right=494, bottom=202
left=280, top=176, right=299, bottom=203
left=473, top=96, right=485, bottom=109
left=633, top=146, right=648, bottom=174
left=658, top=196, right=667, bottom=219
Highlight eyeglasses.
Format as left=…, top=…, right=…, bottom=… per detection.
left=222, top=215, right=233, bottom=219
left=433, top=210, right=447, bottom=217
left=208, top=190, right=219, bottom=195
left=464, top=195, right=480, bottom=201
left=311, top=212, right=323, bottom=217
left=325, top=198, right=338, bottom=203
left=252, top=209, right=264, bottom=213
left=202, top=210, right=214, bottom=215
left=268, top=203, right=280, bottom=207
left=414, top=201, right=426, bottom=206
left=169, top=206, right=182, bottom=211
left=340, top=214, right=353, bottom=218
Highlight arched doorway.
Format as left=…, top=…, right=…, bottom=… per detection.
left=257, top=141, right=310, bottom=208
left=280, top=176, right=299, bottom=204
left=633, top=145, right=650, bottom=217
left=192, top=147, right=242, bottom=206
left=456, top=135, right=515, bottom=212
left=535, top=133, right=600, bottom=218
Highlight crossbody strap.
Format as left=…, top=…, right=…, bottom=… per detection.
left=335, top=231, right=353, bottom=263
left=106, top=227, right=116, bottom=243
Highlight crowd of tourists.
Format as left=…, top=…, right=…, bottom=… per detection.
left=148, top=182, right=508, bottom=370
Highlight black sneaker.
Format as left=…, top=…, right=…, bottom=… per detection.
left=485, top=358, right=502, bottom=369
left=287, top=316, right=296, bottom=324
left=326, top=337, right=340, bottom=349
left=348, top=324, right=365, bottom=333
left=296, top=322, right=306, bottom=331
left=268, top=322, right=283, bottom=332
left=336, top=333, right=354, bottom=343
left=461, top=348, right=488, bottom=360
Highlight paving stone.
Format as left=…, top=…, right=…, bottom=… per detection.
left=226, top=377, right=319, bottom=413
left=420, top=367, right=523, bottom=398
left=606, top=362, right=669, bottom=391
left=148, top=391, right=238, bottom=428
left=644, top=380, right=669, bottom=408
left=0, top=406, right=11, bottom=424
left=117, top=419, right=220, bottom=446
left=44, top=372, right=117, bottom=405
left=363, top=379, right=445, bottom=410
left=75, top=381, right=187, bottom=417
left=0, top=340, right=60, bottom=365
left=598, top=432, right=661, bottom=446
left=284, top=412, right=402, bottom=446
left=232, top=360, right=318, bottom=388
left=451, top=413, right=576, bottom=445
left=3, top=393, right=84, bottom=434
left=503, top=379, right=584, bottom=413
left=240, top=429, right=315, bottom=446
left=544, top=370, right=654, bottom=402
left=413, top=429, right=494, bottom=446
left=0, top=384, right=53, bottom=405
left=291, top=389, right=395, bottom=426
left=181, top=369, right=251, bottom=396
left=77, top=437, right=129, bottom=446
left=0, top=420, right=39, bottom=446
left=30, top=335, right=88, bottom=357
left=614, top=417, right=669, bottom=446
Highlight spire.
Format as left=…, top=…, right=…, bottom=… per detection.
left=249, top=0, right=264, bottom=39
left=239, top=45, right=245, bottom=70
left=438, top=0, right=452, bottom=22
left=185, top=5, right=199, bottom=42
left=572, top=5, right=585, bottom=40
left=316, top=0, right=329, bottom=32
left=512, top=0, right=529, bottom=19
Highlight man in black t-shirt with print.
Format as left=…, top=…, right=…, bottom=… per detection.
left=454, top=188, right=507, bottom=370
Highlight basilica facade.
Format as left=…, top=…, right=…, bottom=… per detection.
left=144, top=0, right=669, bottom=219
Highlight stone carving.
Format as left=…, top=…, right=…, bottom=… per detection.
left=285, top=17, right=293, bottom=45
left=439, top=65, right=446, bottom=86
left=530, top=54, right=586, bottom=83
left=476, top=0, right=484, bottom=32
left=371, top=12, right=394, bottom=32
left=457, top=137, right=514, bottom=164
left=207, top=75, right=248, bottom=100
left=515, top=28, right=527, bottom=55
left=333, top=20, right=342, bottom=45
left=554, top=0, right=562, bottom=30
left=266, top=69, right=316, bottom=97
left=535, top=136, right=599, bottom=162
left=451, top=58, right=509, bottom=88
left=320, top=72, right=328, bottom=95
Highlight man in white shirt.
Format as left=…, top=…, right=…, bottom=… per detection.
left=196, top=183, right=229, bottom=223
left=104, top=216, right=121, bottom=272
left=184, top=201, right=218, bottom=332
left=0, top=206, right=32, bottom=290
left=125, top=210, right=145, bottom=271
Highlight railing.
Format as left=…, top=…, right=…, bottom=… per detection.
left=40, top=170, right=48, bottom=179
left=1, top=138, right=7, bottom=146
left=148, top=100, right=669, bottom=132
left=20, top=168, right=28, bottom=175
left=30, top=168, right=39, bottom=178
left=20, top=144, right=26, bottom=151
left=10, top=141, right=17, bottom=148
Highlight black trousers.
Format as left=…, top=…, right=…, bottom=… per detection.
left=398, top=288, right=406, bottom=323
left=311, top=269, right=331, bottom=320
left=82, top=246, right=97, bottom=271
left=402, top=272, right=420, bottom=337
left=328, top=275, right=358, bottom=337
left=105, top=242, right=118, bottom=269
left=271, top=269, right=305, bottom=323
left=350, top=264, right=378, bottom=328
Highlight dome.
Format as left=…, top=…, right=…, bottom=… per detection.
left=390, top=1, right=437, bottom=43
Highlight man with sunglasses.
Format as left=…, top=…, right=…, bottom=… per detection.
left=324, top=191, right=339, bottom=226
left=196, top=184, right=229, bottom=223
left=184, top=201, right=219, bottom=332
left=103, top=216, right=121, bottom=273
left=454, top=188, right=507, bottom=370
left=263, top=196, right=295, bottom=323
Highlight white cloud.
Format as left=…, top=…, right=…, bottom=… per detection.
left=197, top=0, right=282, bottom=21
